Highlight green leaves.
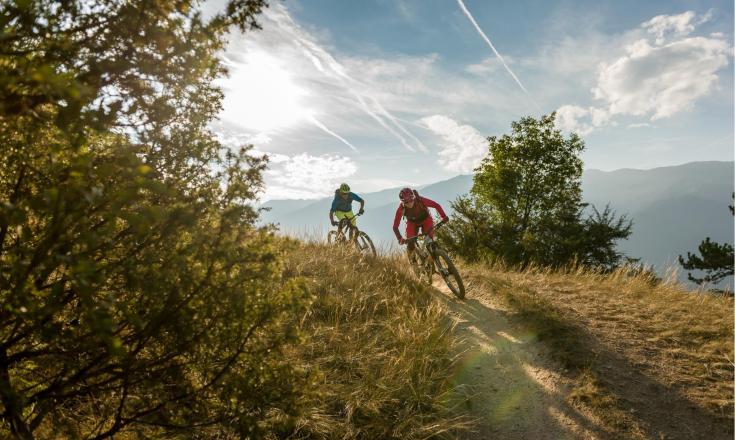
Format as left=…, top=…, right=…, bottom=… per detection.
left=442, top=113, right=631, bottom=269
left=678, top=195, right=734, bottom=287
left=0, top=1, right=316, bottom=438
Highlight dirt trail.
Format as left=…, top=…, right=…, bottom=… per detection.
left=433, top=281, right=608, bottom=440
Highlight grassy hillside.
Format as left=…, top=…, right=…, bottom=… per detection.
left=462, top=263, right=734, bottom=439
left=272, top=241, right=732, bottom=439
left=276, top=241, right=471, bottom=438
left=20, top=240, right=732, bottom=438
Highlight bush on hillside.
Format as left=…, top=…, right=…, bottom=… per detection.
left=0, top=1, right=316, bottom=438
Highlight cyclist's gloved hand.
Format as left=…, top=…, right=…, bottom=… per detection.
left=441, top=217, right=449, bottom=224
left=398, top=237, right=406, bottom=245
left=331, top=220, right=338, bottom=226
left=358, top=208, right=364, bottom=215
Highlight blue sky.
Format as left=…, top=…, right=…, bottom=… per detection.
left=206, top=0, right=734, bottom=200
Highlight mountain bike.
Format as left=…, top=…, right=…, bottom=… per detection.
left=327, top=212, right=376, bottom=257
left=403, top=220, right=465, bottom=299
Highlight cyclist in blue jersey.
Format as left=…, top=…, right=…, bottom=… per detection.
left=329, top=183, right=365, bottom=242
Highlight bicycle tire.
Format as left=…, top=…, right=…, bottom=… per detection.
left=356, top=231, right=377, bottom=257
left=327, top=230, right=342, bottom=245
left=421, top=254, right=433, bottom=285
left=408, top=252, right=431, bottom=284
left=434, top=248, right=465, bottom=299
left=424, top=261, right=433, bottom=285
left=409, top=255, right=423, bottom=278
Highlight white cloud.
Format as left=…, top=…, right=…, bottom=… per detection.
left=213, top=130, right=273, bottom=149
left=642, top=10, right=712, bottom=44
left=211, top=1, right=542, bottom=161
left=342, top=54, right=528, bottom=123
left=642, top=11, right=697, bottom=44
left=594, top=36, right=730, bottom=120
left=419, top=115, right=487, bottom=173
left=262, top=153, right=357, bottom=200
left=230, top=3, right=426, bottom=153
left=557, top=11, right=731, bottom=135
left=556, top=105, right=596, bottom=136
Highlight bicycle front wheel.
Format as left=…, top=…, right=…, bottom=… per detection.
left=327, top=230, right=341, bottom=245
left=434, top=248, right=465, bottom=299
left=355, top=231, right=376, bottom=257
left=409, top=253, right=431, bottom=284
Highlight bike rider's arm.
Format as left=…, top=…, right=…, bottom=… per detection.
left=352, top=192, right=365, bottom=214
left=392, top=206, right=403, bottom=241
left=329, top=198, right=338, bottom=225
left=420, top=197, right=449, bottom=222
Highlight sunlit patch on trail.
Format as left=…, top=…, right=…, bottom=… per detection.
left=500, top=329, right=539, bottom=344
left=487, top=387, right=530, bottom=424
left=522, top=363, right=560, bottom=394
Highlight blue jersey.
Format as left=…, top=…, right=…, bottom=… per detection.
left=331, top=192, right=363, bottom=212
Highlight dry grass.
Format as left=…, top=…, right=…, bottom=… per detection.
left=463, top=261, right=734, bottom=439
left=277, top=241, right=472, bottom=439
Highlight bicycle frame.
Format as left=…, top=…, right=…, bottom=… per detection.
left=333, top=211, right=363, bottom=242
left=404, top=220, right=445, bottom=257
left=401, top=220, right=465, bottom=299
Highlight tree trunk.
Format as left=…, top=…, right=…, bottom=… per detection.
left=0, top=349, right=34, bottom=439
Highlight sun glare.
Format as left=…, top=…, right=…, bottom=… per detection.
left=218, top=51, right=313, bottom=132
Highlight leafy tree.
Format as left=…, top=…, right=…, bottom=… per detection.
left=678, top=196, right=734, bottom=286
left=0, top=1, right=314, bottom=438
left=577, top=204, right=634, bottom=270
left=439, top=113, right=632, bottom=269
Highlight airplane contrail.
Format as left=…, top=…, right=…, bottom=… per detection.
left=295, top=39, right=416, bottom=151
left=456, top=0, right=541, bottom=111
left=353, top=93, right=416, bottom=152
left=369, top=97, right=428, bottom=152
left=308, top=115, right=359, bottom=152
left=287, top=12, right=426, bottom=152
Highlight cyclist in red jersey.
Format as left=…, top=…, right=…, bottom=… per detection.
left=393, top=187, right=449, bottom=261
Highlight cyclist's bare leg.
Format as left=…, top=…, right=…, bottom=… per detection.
left=339, top=214, right=355, bottom=242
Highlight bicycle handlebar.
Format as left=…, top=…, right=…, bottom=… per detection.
left=401, top=219, right=448, bottom=243
left=333, top=211, right=364, bottom=228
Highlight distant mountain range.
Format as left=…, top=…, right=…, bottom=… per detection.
left=260, top=161, right=734, bottom=288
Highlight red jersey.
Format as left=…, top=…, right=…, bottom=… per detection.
left=392, top=196, right=447, bottom=240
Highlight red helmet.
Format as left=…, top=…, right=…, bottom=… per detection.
left=399, top=187, right=415, bottom=202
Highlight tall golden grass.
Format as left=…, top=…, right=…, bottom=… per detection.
left=277, top=240, right=472, bottom=439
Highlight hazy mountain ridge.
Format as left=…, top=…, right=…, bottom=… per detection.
left=261, top=161, right=734, bottom=286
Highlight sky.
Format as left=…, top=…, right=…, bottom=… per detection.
left=204, top=0, right=734, bottom=200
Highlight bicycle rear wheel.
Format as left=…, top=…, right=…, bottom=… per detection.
left=355, top=231, right=376, bottom=257
left=434, top=248, right=465, bottom=299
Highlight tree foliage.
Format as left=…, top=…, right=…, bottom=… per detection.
left=0, top=1, right=315, bottom=438
left=439, top=113, right=632, bottom=270
left=678, top=195, right=734, bottom=286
